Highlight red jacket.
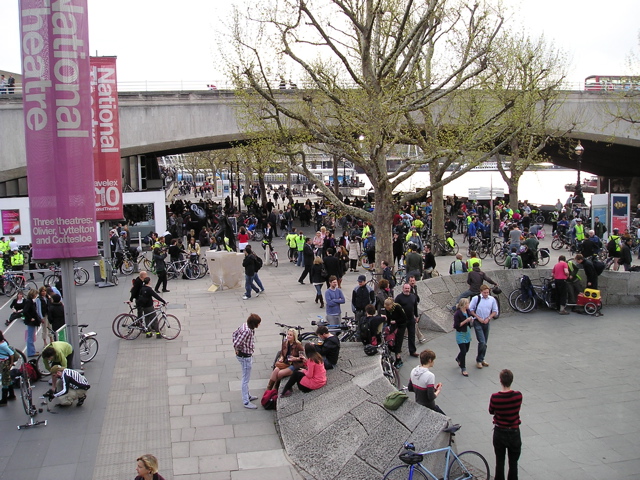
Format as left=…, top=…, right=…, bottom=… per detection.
left=299, top=360, right=327, bottom=390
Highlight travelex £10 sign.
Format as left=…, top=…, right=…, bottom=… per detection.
left=20, top=0, right=98, bottom=259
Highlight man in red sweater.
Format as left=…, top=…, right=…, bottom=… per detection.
left=489, top=369, right=523, bottom=480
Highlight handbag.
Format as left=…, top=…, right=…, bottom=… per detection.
left=383, top=390, right=408, bottom=410
left=274, top=361, right=289, bottom=370
left=384, top=326, right=396, bottom=348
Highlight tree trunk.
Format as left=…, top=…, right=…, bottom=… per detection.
left=373, top=183, right=395, bottom=267
left=257, top=166, right=267, bottom=207
left=431, top=165, right=445, bottom=242
left=508, top=175, right=520, bottom=209
left=333, top=155, right=340, bottom=196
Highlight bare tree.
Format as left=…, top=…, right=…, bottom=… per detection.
left=223, top=0, right=566, bottom=260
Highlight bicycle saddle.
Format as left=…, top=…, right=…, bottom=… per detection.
left=443, top=424, right=461, bottom=435
left=78, top=324, right=88, bottom=329
left=399, top=452, right=424, bottom=465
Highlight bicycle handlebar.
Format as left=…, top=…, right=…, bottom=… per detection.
left=274, top=322, right=304, bottom=331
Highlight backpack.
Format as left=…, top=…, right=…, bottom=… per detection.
left=607, top=238, right=617, bottom=256
left=593, top=259, right=605, bottom=275
left=388, top=273, right=397, bottom=289
left=519, top=275, right=534, bottom=300
left=261, top=388, right=278, bottom=410
left=254, top=255, right=263, bottom=271
left=509, top=253, right=519, bottom=269
left=383, top=390, right=409, bottom=410
left=358, top=316, right=372, bottom=345
left=19, top=360, right=41, bottom=382
left=365, top=237, right=376, bottom=253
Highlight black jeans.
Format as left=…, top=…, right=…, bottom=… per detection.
left=456, top=342, right=470, bottom=369
left=554, top=279, right=567, bottom=308
left=155, top=271, right=167, bottom=291
left=282, top=370, right=312, bottom=393
left=493, top=427, right=521, bottom=480
left=406, top=318, right=416, bottom=355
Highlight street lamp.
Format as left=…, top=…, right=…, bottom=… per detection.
left=574, top=141, right=585, bottom=204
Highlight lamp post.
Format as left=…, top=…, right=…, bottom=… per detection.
left=574, top=141, right=585, bottom=204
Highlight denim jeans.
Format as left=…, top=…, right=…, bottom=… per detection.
left=296, top=252, right=304, bottom=267
left=244, top=274, right=259, bottom=298
left=314, top=284, right=323, bottom=296
left=474, top=321, right=490, bottom=363
left=26, top=325, right=37, bottom=356
left=236, top=355, right=253, bottom=404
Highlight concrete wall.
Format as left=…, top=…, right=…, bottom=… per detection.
left=415, top=268, right=640, bottom=333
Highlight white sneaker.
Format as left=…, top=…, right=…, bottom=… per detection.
left=244, top=402, right=257, bottom=409
left=242, top=295, right=249, bottom=300
left=255, top=291, right=261, bottom=297
left=248, top=395, right=258, bottom=401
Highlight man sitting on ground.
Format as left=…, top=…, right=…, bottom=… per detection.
left=45, top=365, right=90, bottom=407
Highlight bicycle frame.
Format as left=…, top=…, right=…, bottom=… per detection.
left=401, top=446, right=460, bottom=480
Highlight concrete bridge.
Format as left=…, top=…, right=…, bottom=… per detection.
left=1, top=89, right=638, bottom=185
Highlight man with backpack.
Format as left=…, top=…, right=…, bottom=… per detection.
left=449, top=253, right=467, bottom=275
left=607, top=229, right=621, bottom=271
left=242, top=245, right=265, bottom=300
left=352, top=275, right=375, bottom=338
left=505, top=247, right=523, bottom=269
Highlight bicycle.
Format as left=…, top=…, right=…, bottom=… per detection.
left=467, top=236, right=489, bottom=259
left=14, top=349, right=48, bottom=430
left=378, top=326, right=401, bottom=389
left=382, top=424, right=490, bottom=480
left=3, top=272, right=38, bottom=297
left=429, top=235, right=458, bottom=257
left=166, top=257, right=199, bottom=280
left=111, top=301, right=161, bottom=338
left=113, top=303, right=182, bottom=340
left=36, top=324, right=99, bottom=376
left=308, top=313, right=358, bottom=343
left=43, top=262, right=90, bottom=287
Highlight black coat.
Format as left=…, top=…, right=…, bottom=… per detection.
left=48, top=302, right=66, bottom=331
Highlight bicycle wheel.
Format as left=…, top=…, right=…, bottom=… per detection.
left=43, top=274, right=60, bottom=287
left=551, top=238, right=564, bottom=250
left=166, top=265, right=177, bottom=281
left=381, top=356, right=401, bottom=389
left=508, top=289, right=520, bottom=310
left=110, top=272, right=119, bottom=285
left=477, top=245, right=489, bottom=260
left=383, top=465, right=428, bottom=480
left=184, top=264, right=200, bottom=280
left=120, top=259, right=135, bottom=276
left=491, top=242, right=503, bottom=257
left=448, top=450, right=490, bottom=480
left=112, top=313, right=132, bottom=338
left=273, top=255, right=278, bottom=267
left=36, top=353, right=51, bottom=377
left=535, top=215, right=545, bottom=224
left=4, top=280, right=16, bottom=297
left=78, top=337, right=99, bottom=363
left=514, top=294, right=536, bottom=313
left=538, top=250, right=550, bottom=266
left=360, top=254, right=372, bottom=270
left=20, top=371, right=37, bottom=417
left=116, top=314, right=141, bottom=340
left=142, top=256, right=153, bottom=270
left=494, top=251, right=506, bottom=266
left=300, top=333, right=319, bottom=344
left=158, top=314, right=181, bottom=340
left=74, top=267, right=90, bottom=286
left=197, top=260, right=208, bottom=278
left=23, top=280, right=38, bottom=294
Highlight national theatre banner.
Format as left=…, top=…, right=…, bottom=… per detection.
left=19, top=0, right=98, bottom=259
left=90, top=56, right=122, bottom=220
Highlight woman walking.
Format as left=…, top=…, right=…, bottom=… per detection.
left=311, top=257, right=326, bottom=308
left=453, top=298, right=473, bottom=376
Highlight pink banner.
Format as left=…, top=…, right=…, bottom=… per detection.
left=90, top=56, right=123, bottom=220
left=1, top=210, right=21, bottom=235
left=19, top=0, right=98, bottom=260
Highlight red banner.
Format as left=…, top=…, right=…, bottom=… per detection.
left=90, top=56, right=123, bottom=220
left=19, top=0, right=98, bottom=260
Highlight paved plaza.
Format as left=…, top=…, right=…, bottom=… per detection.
left=0, top=216, right=638, bottom=479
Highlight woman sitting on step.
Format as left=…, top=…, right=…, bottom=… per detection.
left=280, top=343, right=327, bottom=397
left=266, top=329, right=304, bottom=390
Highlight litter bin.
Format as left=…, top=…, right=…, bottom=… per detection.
left=93, top=263, right=103, bottom=285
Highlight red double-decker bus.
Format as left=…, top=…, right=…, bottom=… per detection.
left=584, top=75, right=640, bottom=91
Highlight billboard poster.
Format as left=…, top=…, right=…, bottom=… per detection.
left=19, top=0, right=98, bottom=259
left=611, top=194, right=630, bottom=232
left=1, top=210, right=21, bottom=235
left=590, top=193, right=608, bottom=238
left=90, top=56, right=123, bottom=220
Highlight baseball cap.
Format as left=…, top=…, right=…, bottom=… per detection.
left=357, top=275, right=366, bottom=282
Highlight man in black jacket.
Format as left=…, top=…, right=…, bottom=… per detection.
left=242, top=245, right=265, bottom=299
left=352, top=275, right=375, bottom=331
left=129, top=271, right=148, bottom=318
left=137, top=277, right=166, bottom=338
left=323, top=248, right=344, bottom=287
left=298, top=237, right=315, bottom=284
left=395, top=283, right=419, bottom=357
left=315, top=325, right=341, bottom=369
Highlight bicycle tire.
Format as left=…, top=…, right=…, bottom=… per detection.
left=273, top=256, right=278, bottom=267
left=184, top=264, right=200, bottom=280
left=383, top=465, right=429, bottom=480
left=477, top=246, right=489, bottom=259
left=23, top=280, right=38, bottom=292
left=197, top=260, right=208, bottom=278
left=120, top=259, right=135, bottom=276
left=300, top=333, right=319, bottom=344
left=535, top=215, right=545, bottom=224
left=142, top=257, right=153, bottom=270
left=36, top=353, right=51, bottom=377
left=4, top=280, right=16, bottom=297
left=538, top=251, right=550, bottom=266
left=166, top=265, right=177, bottom=281
left=514, top=294, right=536, bottom=313
left=551, top=238, right=564, bottom=250
left=20, top=370, right=35, bottom=417
left=447, top=450, right=490, bottom=480
left=79, top=337, right=99, bottom=363
left=116, top=314, right=141, bottom=340
left=112, top=313, right=132, bottom=338
left=43, top=274, right=60, bottom=287
left=381, top=356, right=401, bottom=389
left=508, top=289, right=520, bottom=310
left=159, top=313, right=181, bottom=340
left=491, top=242, right=503, bottom=257
left=360, top=254, right=372, bottom=270
left=253, top=231, right=264, bottom=241
left=494, top=251, right=506, bottom=266
left=110, top=272, right=119, bottom=285
left=74, top=267, right=90, bottom=286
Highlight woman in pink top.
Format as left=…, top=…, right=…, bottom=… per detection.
left=552, top=255, right=570, bottom=315
left=280, top=343, right=327, bottom=397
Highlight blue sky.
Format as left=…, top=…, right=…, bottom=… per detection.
left=1, top=0, right=638, bottom=87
